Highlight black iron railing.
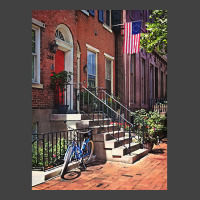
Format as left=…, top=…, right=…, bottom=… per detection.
left=149, top=98, right=167, bottom=113
left=59, top=83, right=146, bottom=154
left=32, top=128, right=92, bottom=171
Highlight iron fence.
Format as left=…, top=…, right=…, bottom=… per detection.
left=149, top=98, right=167, bottom=113
left=32, top=128, right=92, bottom=171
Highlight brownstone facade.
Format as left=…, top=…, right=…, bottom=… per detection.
left=115, top=10, right=167, bottom=111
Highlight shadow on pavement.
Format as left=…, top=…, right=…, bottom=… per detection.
left=150, top=148, right=166, bottom=154
left=61, top=170, right=81, bottom=180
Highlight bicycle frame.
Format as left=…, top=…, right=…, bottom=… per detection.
left=64, top=137, right=90, bottom=161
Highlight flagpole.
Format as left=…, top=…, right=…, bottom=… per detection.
left=112, top=20, right=143, bottom=27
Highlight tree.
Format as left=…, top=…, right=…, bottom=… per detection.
left=140, top=10, right=167, bottom=56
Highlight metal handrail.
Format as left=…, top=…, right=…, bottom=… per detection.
left=80, top=84, right=134, bottom=127
left=99, top=88, right=144, bottom=123
left=55, top=82, right=146, bottom=152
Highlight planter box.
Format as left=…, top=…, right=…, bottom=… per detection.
left=58, top=105, right=69, bottom=114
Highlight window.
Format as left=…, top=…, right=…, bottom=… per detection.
left=155, top=67, right=158, bottom=98
left=32, top=24, right=40, bottom=83
left=87, top=51, right=96, bottom=88
left=161, top=71, right=164, bottom=98
left=131, top=54, right=136, bottom=103
left=55, top=30, right=65, bottom=41
left=105, top=10, right=111, bottom=26
left=150, top=65, right=154, bottom=100
left=141, top=59, right=146, bottom=104
left=105, top=58, right=111, bottom=94
left=103, top=10, right=112, bottom=33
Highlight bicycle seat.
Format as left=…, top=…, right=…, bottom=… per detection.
left=78, top=130, right=92, bottom=137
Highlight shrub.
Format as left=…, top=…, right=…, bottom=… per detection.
left=132, top=109, right=167, bottom=144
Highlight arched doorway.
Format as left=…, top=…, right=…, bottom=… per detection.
left=55, top=24, right=73, bottom=110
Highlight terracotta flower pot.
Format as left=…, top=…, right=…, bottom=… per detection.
left=143, top=142, right=154, bottom=152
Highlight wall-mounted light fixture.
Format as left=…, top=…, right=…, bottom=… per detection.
left=49, top=40, right=58, bottom=54
left=83, top=64, right=87, bottom=73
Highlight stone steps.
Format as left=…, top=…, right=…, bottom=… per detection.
left=104, top=136, right=131, bottom=149
left=111, top=142, right=141, bottom=157
left=81, top=113, right=108, bottom=120
left=77, top=114, right=149, bottom=165
left=90, top=124, right=119, bottom=134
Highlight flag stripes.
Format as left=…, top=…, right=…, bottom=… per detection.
left=123, top=22, right=141, bottom=54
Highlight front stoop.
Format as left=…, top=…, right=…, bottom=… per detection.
left=81, top=113, right=150, bottom=165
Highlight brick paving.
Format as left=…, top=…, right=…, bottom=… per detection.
left=32, top=138, right=167, bottom=190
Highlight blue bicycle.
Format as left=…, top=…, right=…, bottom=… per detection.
left=60, top=128, right=94, bottom=179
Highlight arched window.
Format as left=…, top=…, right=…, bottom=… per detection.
left=55, top=30, right=65, bottom=41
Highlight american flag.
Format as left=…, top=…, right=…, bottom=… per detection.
left=123, top=21, right=142, bottom=54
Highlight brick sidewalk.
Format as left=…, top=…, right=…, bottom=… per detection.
left=32, top=138, right=167, bottom=190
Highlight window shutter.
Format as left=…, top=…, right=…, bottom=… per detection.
left=89, top=10, right=95, bottom=16
left=98, top=10, right=104, bottom=23
left=112, top=10, right=121, bottom=33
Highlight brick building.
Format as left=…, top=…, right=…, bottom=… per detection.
left=115, top=10, right=167, bottom=111
left=32, top=10, right=119, bottom=134
left=32, top=9, right=167, bottom=135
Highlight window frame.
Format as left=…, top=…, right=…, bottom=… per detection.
left=104, top=53, right=114, bottom=94
left=81, top=10, right=89, bottom=16
left=32, top=24, right=40, bottom=84
left=141, top=58, right=146, bottom=104
left=131, top=54, right=136, bottom=103
left=103, top=10, right=112, bottom=33
left=87, top=50, right=96, bottom=88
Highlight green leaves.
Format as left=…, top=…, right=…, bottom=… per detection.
left=51, top=70, right=73, bottom=90
left=140, top=10, right=167, bottom=55
left=133, top=109, right=167, bottom=144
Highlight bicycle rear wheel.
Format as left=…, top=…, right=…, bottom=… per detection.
left=83, top=140, right=94, bottom=164
left=60, top=146, right=73, bottom=179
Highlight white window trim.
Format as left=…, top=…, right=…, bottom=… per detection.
left=86, top=44, right=99, bottom=87
left=104, top=53, right=114, bottom=94
left=103, top=10, right=112, bottom=33
left=32, top=18, right=45, bottom=28
left=86, top=44, right=100, bottom=53
left=32, top=83, right=43, bottom=89
left=104, top=53, right=114, bottom=60
left=103, top=24, right=113, bottom=33
left=81, top=10, right=89, bottom=16
left=32, top=24, right=40, bottom=84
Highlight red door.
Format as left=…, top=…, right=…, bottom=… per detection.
left=55, top=49, right=65, bottom=105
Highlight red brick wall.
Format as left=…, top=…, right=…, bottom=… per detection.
left=32, top=10, right=116, bottom=109
left=76, top=10, right=115, bottom=93
left=32, top=10, right=78, bottom=109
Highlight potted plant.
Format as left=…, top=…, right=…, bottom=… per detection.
left=133, top=109, right=167, bottom=152
left=51, top=70, right=73, bottom=114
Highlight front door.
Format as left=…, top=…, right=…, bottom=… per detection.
left=55, top=49, right=65, bottom=106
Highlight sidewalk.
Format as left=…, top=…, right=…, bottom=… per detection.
left=32, top=138, right=167, bottom=190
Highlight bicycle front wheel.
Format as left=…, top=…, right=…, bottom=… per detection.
left=60, top=146, right=73, bottom=179
left=83, top=140, right=94, bottom=164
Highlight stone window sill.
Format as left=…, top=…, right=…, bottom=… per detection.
left=32, top=83, right=43, bottom=89
left=103, top=24, right=112, bottom=33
